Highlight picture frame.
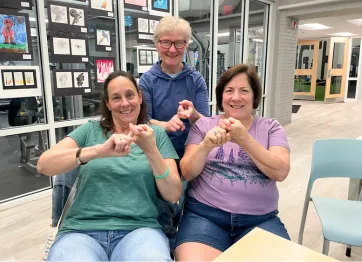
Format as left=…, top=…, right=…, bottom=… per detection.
left=50, top=36, right=90, bottom=63
left=47, top=1, right=88, bottom=34
left=95, top=28, right=112, bottom=52
left=88, top=0, right=114, bottom=18
left=94, top=57, right=115, bottom=89
left=137, top=47, right=157, bottom=73
left=124, top=0, right=148, bottom=11
left=0, top=8, right=33, bottom=61
left=53, top=69, right=92, bottom=97
left=148, top=0, right=172, bottom=16
left=0, top=66, right=42, bottom=98
left=0, top=0, right=32, bottom=10
left=135, top=14, right=160, bottom=44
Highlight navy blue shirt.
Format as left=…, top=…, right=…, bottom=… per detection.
left=140, top=61, right=209, bottom=158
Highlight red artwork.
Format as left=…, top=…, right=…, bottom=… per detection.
left=96, top=59, right=114, bottom=83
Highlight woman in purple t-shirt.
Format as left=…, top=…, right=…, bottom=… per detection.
left=175, top=64, right=291, bottom=261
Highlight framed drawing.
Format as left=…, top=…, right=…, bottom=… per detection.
left=149, top=0, right=172, bottom=16
left=0, top=9, right=33, bottom=61
left=47, top=1, right=88, bottom=34
left=135, top=14, right=160, bottom=44
left=50, top=36, right=89, bottom=63
left=95, top=28, right=112, bottom=52
left=137, top=47, right=156, bottom=73
left=53, top=69, right=92, bottom=96
left=0, top=0, right=32, bottom=10
left=0, top=66, right=41, bottom=98
left=94, top=57, right=115, bottom=89
left=124, top=0, right=148, bottom=11
left=88, top=0, right=114, bottom=17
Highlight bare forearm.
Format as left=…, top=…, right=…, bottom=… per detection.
left=149, top=119, right=167, bottom=129
left=238, top=135, right=289, bottom=181
left=37, top=145, right=100, bottom=176
left=145, top=148, right=181, bottom=203
left=189, top=111, right=202, bottom=125
left=180, top=142, right=212, bottom=181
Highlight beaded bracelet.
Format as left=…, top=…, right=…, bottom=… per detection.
left=154, top=167, right=170, bottom=179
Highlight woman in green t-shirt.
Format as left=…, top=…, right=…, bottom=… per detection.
left=38, top=70, right=182, bottom=261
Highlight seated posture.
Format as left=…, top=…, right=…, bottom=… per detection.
left=175, top=64, right=291, bottom=261
left=38, top=71, right=182, bottom=261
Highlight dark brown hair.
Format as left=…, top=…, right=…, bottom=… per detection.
left=99, top=70, right=148, bottom=135
left=216, top=64, right=262, bottom=111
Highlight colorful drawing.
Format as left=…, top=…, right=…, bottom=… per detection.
left=2, top=72, right=13, bottom=86
left=0, top=14, right=29, bottom=54
left=96, top=29, right=110, bottom=46
left=125, top=0, right=147, bottom=7
left=53, top=37, right=70, bottom=55
left=69, top=8, right=84, bottom=26
left=13, top=72, right=24, bottom=86
left=96, top=59, right=114, bottom=83
left=50, top=5, right=68, bottom=24
left=56, top=72, right=72, bottom=88
left=24, top=72, right=34, bottom=85
left=70, top=39, right=86, bottom=56
left=152, top=0, right=168, bottom=10
left=90, top=0, right=113, bottom=12
left=74, top=72, right=89, bottom=88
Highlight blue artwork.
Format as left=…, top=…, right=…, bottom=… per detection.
left=153, top=0, right=168, bottom=11
left=0, top=14, right=29, bottom=53
left=124, top=16, right=133, bottom=28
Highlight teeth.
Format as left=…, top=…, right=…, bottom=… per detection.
left=231, top=105, right=243, bottom=109
left=120, top=110, right=132, bottom=114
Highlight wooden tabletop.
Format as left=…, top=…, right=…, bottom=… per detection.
left=214, top=228, right=338, bottom=261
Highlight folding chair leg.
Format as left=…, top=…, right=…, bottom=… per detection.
left=346, top=245, right=352, bottom=257
left=322, top=238, right=330, bottom=255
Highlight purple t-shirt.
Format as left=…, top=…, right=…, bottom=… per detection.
left=186, top=115, right=290, bottom=215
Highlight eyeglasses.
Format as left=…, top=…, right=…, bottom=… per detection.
left=158, top=40, right=186, bottom=49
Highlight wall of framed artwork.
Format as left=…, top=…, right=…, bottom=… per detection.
left=135, top=14, right=160, bottom=44
left=0, top=8, right=33, bottom=61
left=53, top=69, right=92, bottom=97
left=88, top=0, right=114, bottom=17
left=0, top=66, right=41, bottom=98
left=95, top=28, right=112, bottom=52
left=0, top=0, right=32, bottom=10
left=50, top=36, right=90, bottom=63
left=47, top=1, right=88, bottom=34
left=94, top=57, right=115, bottom=89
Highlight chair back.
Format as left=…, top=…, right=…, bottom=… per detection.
left=309, top=139, right=362, bottom=188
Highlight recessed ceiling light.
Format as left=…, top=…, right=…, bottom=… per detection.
left=347, top=18, right=362, bottom=26
left=327, top=32, right=356, bottom=36
left=298, top=23, right=332, bottom=30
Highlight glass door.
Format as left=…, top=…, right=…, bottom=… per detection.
left=294, top=40, right=319, bottom=100
left=325, top=37, right=349, bottom=102
left=345, top=38, right=361, bottom=102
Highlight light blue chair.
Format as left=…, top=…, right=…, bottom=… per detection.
left=298, top=139, right=362, bottom=256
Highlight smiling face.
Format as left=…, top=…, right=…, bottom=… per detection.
left=105, top=75, right=142, bottom=126
left=156, top=30, right=187, bottom=71
left=222, top=73, right=254, bottom=121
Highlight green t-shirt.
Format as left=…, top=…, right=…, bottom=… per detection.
left=58, top=120, right=179, bottom=235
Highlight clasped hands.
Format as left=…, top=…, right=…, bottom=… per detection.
left=202, top=117, right=249, bottom=150
left=96, top=123, right=156, bottom=158
left=165, top=100, right=199, bottom=132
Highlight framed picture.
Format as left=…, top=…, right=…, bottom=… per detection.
left=53, top=69, right=92, bottom=97
left=135, top=14, right=160, bottom=44
left=137, top=47, right=156, bottom=73
left=94, top=57, right=115, bottom=89
left=149, top=0, right=172, bottom=16
left=89, top=0, right=114, bottom=17
left=50, top=36, right=89, bottom=63
left=0, top=66, right=41, bottom=98
left=0, top=9, right=33, bottom=61
left=0, top=0, right=32, bottom=10
left=95, top=28, right=112, bottom=52
left=124, top=0, right=148, bottom=11
left=124, top=15, right=137, bottom=32
left=47, top=1, right=88, bottom=34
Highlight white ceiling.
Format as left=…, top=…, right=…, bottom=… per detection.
left=298, top=14, right=362, bottom=39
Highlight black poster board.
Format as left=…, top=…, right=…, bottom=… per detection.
left=53, top=69, right=92, bottom=97
left=50, top=36, right=90, bottom=63
left=0, top=0, right=32, bottom=10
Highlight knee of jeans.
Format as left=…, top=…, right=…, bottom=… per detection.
left=131, top=250, right=172, bottom=261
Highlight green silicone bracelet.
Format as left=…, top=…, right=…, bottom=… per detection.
left=154, top=167, right=170, bottom=179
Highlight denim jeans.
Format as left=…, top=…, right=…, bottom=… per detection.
left=48, top=227, right=173, bottom=261
left=175, top=196, right=290, bottom=252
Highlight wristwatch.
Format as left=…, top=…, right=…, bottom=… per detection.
left=76, top=147, right=88, bottom=165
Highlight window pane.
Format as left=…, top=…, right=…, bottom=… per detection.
left=0, top=0, right=47, bottom=129
left=296, top=45, right=314, bottom=69
left=347, top=80, right=357, bottom=99
left=56, top=125, right=79, bottom=142
left=330, top=76, right=342, bottom=94
left=0, top=131, right=50, bottom=202
left=332, top=43, right=345, bottom=69
left=44, top=0, right=120, bottom=121
left=349, top=38, right=360, bottom=78
left=294, top=75, right=311, bottom=92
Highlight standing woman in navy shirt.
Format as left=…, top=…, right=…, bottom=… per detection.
left=139, top=16, right=209, bottom=158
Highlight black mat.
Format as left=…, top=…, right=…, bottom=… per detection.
left=292, top=105, right=301, bottom=113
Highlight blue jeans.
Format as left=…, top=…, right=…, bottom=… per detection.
left=175, top=196, right=290, bottom=252
left=48, top=228, right=172, bottom=261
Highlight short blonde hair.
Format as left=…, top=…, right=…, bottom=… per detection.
left=153, top=16, right=192, bottom=44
